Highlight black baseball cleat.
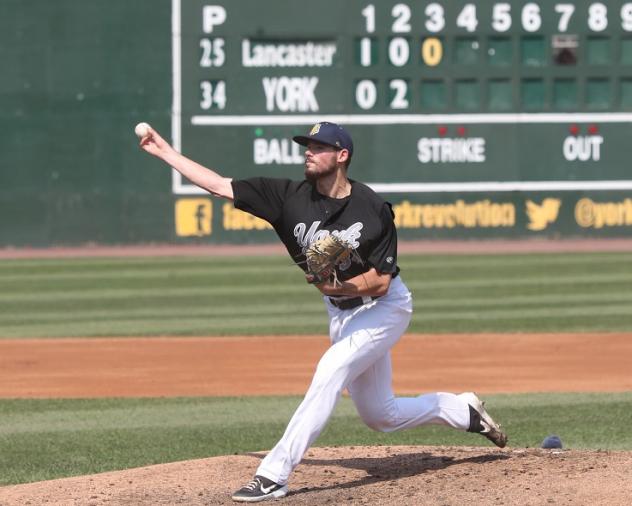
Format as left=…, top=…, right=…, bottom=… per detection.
left=460, top=392, right=508, bottom=448
left=232, top=475, right=288, bottom=502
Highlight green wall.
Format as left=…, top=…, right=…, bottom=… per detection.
left=0, top=0, right=173, bottom=247
left=2, top=1, right=632, bottom=247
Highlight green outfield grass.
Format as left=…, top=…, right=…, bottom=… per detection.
left=1, top=392, right=631, bottom=485
left=1, top=251, right=632, bottom=338
left=1, top=251, right=631, bottom=486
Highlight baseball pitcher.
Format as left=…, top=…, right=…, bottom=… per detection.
left=138, top=121, right=507, bottom=503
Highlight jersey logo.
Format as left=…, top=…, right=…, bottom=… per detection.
left=293, top=221, right=364, bottom=271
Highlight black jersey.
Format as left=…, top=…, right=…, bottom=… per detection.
left=231, top=178, right=399, bottom=281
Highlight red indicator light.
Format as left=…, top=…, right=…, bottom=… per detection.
left=456, top=126, right=467, bottom=136
left=588, top=124, right=599, bottom=135
left=438, top=126, right=448, bottom=136
left=569, top=124, right=580, bottom=135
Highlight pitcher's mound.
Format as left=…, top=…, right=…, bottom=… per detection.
left=2, top=445, right=631, bottom=505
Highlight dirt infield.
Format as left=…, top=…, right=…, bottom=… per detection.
left=2, top=446, right=631, bottom=506
left=1, top=332, right=632, bottom=505
left=1, top=333, right=632, bottom=397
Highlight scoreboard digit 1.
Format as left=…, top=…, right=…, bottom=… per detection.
left=171, top=0, right=632, bottom=239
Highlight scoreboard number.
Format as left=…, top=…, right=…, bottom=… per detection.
left=623, top=3, right=632, bottom=30
left=554, top=4, right=575, bottom=32
left=492, top=3, right=512, bottom=31
left=421, top=37, right=443, bottom=66
left=389, top=79, right=410, bottom=109
left=200, top=80, right=226, bottom=110
left=355, top=80, right=377, bottom=110
left=456, top=4, right=479, bottom=32
left=362, top=4, right=376, bottom=33
left=199, top=38, right=225, bottom=68
left=521, top=3, right=542, bottom=32
left=588, top=2, right=608, bottom=31
left=359, top=37, right=373, bottom=66
left=389, top=37, right=410, bottom=66
left=425, top=3, right=446, bottom=32
left=392, top=3, right=412, bottom=32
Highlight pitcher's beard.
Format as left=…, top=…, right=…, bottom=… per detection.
left=304, top=170, right=318, bottom=183
left=304, top=164, right=336, bottom=182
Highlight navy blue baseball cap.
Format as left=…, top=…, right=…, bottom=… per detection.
left=293, top=122, right=354, bottom=155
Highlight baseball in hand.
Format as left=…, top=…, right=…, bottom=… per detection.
left=134, top=122, right=151, bottom=138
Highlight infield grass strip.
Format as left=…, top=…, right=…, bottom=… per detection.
left=1, top=252, right=632, bottom=337
left=0, top=392, right=631, bottom=485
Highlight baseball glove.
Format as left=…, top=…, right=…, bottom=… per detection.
left=304, top=235, right=354, bottom=285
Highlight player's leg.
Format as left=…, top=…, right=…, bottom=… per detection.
left=347, top=352, right=471, bottom=431
left=250, top=278, right=413, bottom=488
left=347, top=344, right=507, bottom=447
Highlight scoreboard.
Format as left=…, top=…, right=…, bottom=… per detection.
left=170, top=0, right=632, bottom=239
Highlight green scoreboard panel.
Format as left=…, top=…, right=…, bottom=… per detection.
left=171, top=0, right=632, bottom=240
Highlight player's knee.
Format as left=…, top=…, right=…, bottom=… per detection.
left=365, top=418, right=399, bottom=433
left=359, top=410, right=400, bottom=433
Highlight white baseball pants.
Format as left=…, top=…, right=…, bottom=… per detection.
left=256, top=276, right=472, bottom=486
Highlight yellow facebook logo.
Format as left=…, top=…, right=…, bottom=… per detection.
left=175, top=199, right=212, bottom=237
